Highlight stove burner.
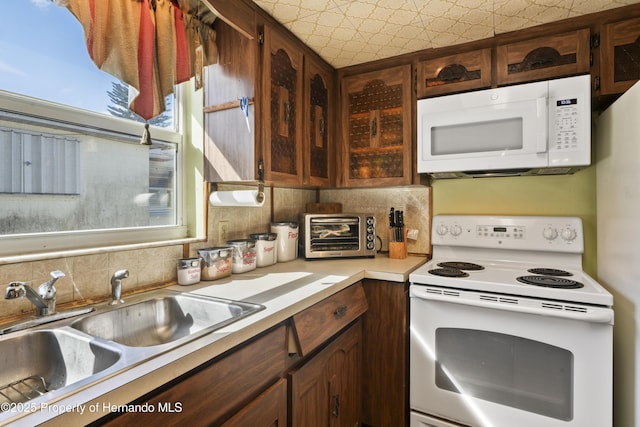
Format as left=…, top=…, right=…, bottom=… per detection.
left=437, top=262, right=484, bottom=271
left=528, top=268, right=572, bottom=277
left=429, top=268, right=469, bottom=278
left=517, top=275, right=584, bottom=289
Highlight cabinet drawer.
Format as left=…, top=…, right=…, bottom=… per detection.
left=292, top=282, right=368, bottom=356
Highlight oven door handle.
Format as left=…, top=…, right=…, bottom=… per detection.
left=412, top=290, right=614, bottom=324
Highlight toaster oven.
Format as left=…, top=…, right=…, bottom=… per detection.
left=299, top=213, right=377, bottom=259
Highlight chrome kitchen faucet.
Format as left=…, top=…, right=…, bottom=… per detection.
left=4, top=270, right=65, bottom=316
left=110, top=269, right=129, bottom=305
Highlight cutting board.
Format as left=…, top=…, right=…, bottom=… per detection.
left=305, top=203, right=342, bottom=214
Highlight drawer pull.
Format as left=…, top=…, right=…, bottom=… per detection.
left=334, top=305, right=348, bottom=319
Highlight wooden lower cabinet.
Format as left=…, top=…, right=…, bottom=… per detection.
left=289, top=321, right=362, bottom=427
left=361, top=279, right=409, bottom=427
left=221, top=379, right=287, bottom=427
left=92, top=283, right=373, bottom=427
left=98, top=325, right=288, bottom=426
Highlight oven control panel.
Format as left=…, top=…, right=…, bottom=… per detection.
left=477, top=224, right=525, bottom=240
left=432, top=215, right=583, bottom=253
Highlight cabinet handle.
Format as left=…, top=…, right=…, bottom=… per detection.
left=370, top=117, right=377, bottom=136
left=332, top=394, right=340, bottom=417
left=284, top=101, right=292, bottom=123
left=334, top=305, right=348, bottom=319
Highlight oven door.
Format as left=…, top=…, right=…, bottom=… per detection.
left=409, top=285, right=613, bottom=427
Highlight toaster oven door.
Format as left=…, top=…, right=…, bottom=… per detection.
left=308, top=217, right=361, bottom=253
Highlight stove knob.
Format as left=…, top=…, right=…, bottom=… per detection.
left=561, top=227, right=577, bottom=242
left=451, top=225, right=462, bottom=236
left=436, top=224, right=449, bottom=236
left=543, top=227, right=558, bottom=240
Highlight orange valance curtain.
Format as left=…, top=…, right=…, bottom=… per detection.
left=56, top=0, right=217, bottom=120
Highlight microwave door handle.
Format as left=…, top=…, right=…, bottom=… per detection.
left=412, top=289, right=614, bottom=324
left=536, top=97, right=548, bottom=153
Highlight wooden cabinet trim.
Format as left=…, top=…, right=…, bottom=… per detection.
left=202, top=0, right=257, bottom=40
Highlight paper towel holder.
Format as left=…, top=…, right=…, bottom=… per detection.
left=209, top=160, right=265, bottom=206
left=255, top=181, right=265, bottom=204
left=209, top=181, right=265, bottom=206
left=255, top=160, right=265, bottom=204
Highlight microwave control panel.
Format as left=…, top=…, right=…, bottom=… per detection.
left=548, top=74, right=590, bottom=166
left=552, top=98, right=580, bottom=150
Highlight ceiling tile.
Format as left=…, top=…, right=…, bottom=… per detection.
left=253, top=0, right=338, bottom=23
left=493, top=0, right=574, bottom=33
left=251, top=0, right=640, bottom=68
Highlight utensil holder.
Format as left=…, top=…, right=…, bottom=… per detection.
left=388, top=228, right=407, bottom=259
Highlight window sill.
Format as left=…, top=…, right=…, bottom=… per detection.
left=0, top=232, right=205, bottom=265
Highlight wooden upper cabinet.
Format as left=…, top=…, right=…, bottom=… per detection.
left=600, top=16, right=640, bottom=95
left=496, top=29, right=591, bottom=85
left=417, top=48, right=492, bottom=97
left=341, top=65, right=412, bottom=187
left=204, top=19, right=257, bottom=182
left=304, top=57, right=334, bottom=187
left=262, top=26, right=304, bottom=185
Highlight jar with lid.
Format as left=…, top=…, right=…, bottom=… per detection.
left=270, top=222, right=299, bottom=262
left=177, top=258, right=201, bottom=285
left=198, top=246, right=233, bottom=280
left=249, top=233, right=278, bottom=267
left=226, top=239, right=257, bottom=273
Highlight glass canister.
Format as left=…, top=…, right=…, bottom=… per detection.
left=226, top=239, right=257, bottom=273
left=177, top=258, right=201, bottom=285
left=270, top=221, right=299, bottom=262
left=249, top=232, right=278, bottom=267
left=198, top=246, right=233, bottom=280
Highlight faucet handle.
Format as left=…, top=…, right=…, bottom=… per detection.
left=39, top=270, right=65, bottom=300
left=49, top=270, right=65, bottom=280
left=5, top=282, right=26, bottom=299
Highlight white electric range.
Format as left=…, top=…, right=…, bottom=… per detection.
left=409, top=215, right=613, bottom=427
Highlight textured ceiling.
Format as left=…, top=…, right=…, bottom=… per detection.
left=252, top=0, right=640, bottom=68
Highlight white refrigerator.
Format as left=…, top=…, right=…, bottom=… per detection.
left=596, top=80, right=640, bottom=427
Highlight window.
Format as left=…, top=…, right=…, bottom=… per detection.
left=0, top=127, right=80, bottom=195
left=0, top=1, right=202, bottom=257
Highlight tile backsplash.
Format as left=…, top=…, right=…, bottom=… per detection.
left=0, top=245, right=183, bottom=320
left=0, top=183, right=430, bottom=321
left=320, top=186, right=431, bottom=254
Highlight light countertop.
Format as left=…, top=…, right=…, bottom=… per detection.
left=3, top=255, right=426, bottom=427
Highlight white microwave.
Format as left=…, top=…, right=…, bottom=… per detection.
left=417, top=75, right=591, bottom=178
